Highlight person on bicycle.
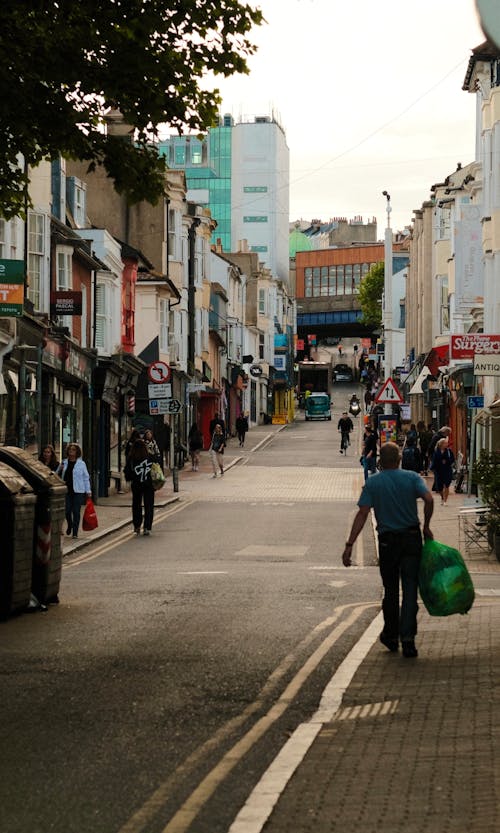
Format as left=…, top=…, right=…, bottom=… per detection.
left=338, top=412, right=354, bottom=454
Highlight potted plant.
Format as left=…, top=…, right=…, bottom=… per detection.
left=472, top=450, right=500, bottom=561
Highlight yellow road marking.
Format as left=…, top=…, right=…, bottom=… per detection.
left=117, top=602, right=377, bottom=833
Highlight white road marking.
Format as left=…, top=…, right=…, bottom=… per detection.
left=178, top=571, right=228, bottom=575
left=227, top=612, right=383, bottom=833
left=475, top=588, right=500, bottom=596
left=328, top=581, right=347, bottom=588
left=236, top=545, right=308, bottom=558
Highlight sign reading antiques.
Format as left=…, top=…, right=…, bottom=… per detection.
left=50, top=291, right=82, bottom=317
left=0, top=259, right=24, bottom=317
left=473, top=354, right=500, bottom=377
left=450, top=333, right=500, bottom=359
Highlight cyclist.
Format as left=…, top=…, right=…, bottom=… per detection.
left=338, top=411, right=354, bottom=454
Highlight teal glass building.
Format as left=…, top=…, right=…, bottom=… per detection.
left=159, top=117, right=233, bottom=252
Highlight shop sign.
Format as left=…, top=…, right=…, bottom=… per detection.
left=473, top=353, right=500, bottom=376
left=66, top=345, right=93, bottom=385
left=450, top=333, right=500, bottom=359
left=50, top=291, right=82, bottom=316
left=0, top=259, right=24, bottom=317
left=273, top=355, right=286, bottom=371
left=43, top=338, right=64, bottom=371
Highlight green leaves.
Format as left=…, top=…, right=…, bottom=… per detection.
left=358, top=262, right=384, bottom=327
left=0, top=0, right=263, bottom=218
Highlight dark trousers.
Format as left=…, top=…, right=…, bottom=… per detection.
left=65, top=493, right=86, bottom=536
left=237, top=430, right=246, bottom=446
left=378, top=528, right=422, bottom=642
left=132, top=483, right=154, bottom=531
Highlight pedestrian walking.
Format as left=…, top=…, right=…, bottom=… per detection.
left=430, top=437, right=455, bottom=505
left=338, top=343, right=343, bottom=358
left=143, top=428, right=161, bottom=465
left=361, top=424, right=377, bottom=481
left=124, top=428, right=141, bottom=458
left=417, top=420, right=433, bottom=475
left=428, top=426, right=451, bottom=491
left=57, top=443, right=92, bottom=539
left=364, top=387, right=372, bottom=412
left=235, top=412, right=249, bottom=447
left=209, top=412, right=226, bottom=438
left=342, top=441, right=434, bottom=658
left=353, top=344, right=358, bottom=356
left=188, top=423, right=204, bottom=471
left=209, top=424, right=226, bottom=478
left=39, top=444, right=59, bottom=472
left=125, top=439, right=155, bottom=536
left=401, top=433, right=422, bottom=473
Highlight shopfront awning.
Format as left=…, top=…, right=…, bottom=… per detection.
left=409, top=365, right=431, bottom=395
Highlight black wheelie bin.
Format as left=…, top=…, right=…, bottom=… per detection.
left=0, top=447, right=67, bottom=605
left=0, top=461, right=37, bottom=619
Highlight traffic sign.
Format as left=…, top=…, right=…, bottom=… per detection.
left=148, top=383, right=172, bottom=399
left=147, top=361, right=171, bottom=383
left=149, top=398, right=182, bottom=415
left=467, top=395, right=485, bottom=409
left=375, top=377, right=404, bottom=404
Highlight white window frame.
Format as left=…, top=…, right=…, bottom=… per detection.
left=0, top=219, right=5, bottom=257
left=56, top=245, right=73, bottom=331
left=258, top=288, right=266, bottom=316
left=168, top=207, right=179, bottom=260
left=95, top=282, right=113, bottom=352
left=159, top=298, right=169, bottom=353
left=27, top=212, right=45, bottom=310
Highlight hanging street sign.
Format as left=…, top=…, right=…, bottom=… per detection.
left=375, top=377, right=404, bottom=404
left=147, top=360, right=171, bottom=383
left=473, top=354, right=500, bottom=376
left=149, top=398, right=182, bottom=415
left=0, top=259, right=24, bottom=317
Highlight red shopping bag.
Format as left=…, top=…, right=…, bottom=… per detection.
left=82, top=497, right=98, bottom=531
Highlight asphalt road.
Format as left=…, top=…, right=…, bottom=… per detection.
left=0, top=397, right=382, bottom=833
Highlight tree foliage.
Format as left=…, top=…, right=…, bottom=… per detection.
left=358, top=262, right=384, bottom=327
left=0, top=0, right=263, bottom=219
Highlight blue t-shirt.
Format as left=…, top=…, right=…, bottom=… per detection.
left=358, top=469, right=428, bottom=534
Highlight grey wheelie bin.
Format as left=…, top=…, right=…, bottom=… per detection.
left=0, top=447, right=67, bottom=605
left=0, top=461, right=37, bottom=619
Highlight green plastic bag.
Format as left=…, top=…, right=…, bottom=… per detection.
left=418, top=539, right=475, bottom=616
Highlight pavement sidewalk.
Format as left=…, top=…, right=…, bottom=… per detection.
left=63, top=425, right=500, bottom=833
left=63, top=421, right=284, bottom=555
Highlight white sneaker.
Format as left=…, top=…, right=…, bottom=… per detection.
left=212, top=474, right=217, bottom=478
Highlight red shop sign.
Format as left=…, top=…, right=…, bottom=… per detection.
left=450, top=334, right=500, bottom=359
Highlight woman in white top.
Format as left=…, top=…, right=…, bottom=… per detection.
left=58, top=443, right=91, bottom=538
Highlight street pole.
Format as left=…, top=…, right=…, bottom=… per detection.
left=382, top=191, right=393, bottom=417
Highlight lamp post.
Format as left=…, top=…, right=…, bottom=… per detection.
left=382, top=191, right=393, bottom=416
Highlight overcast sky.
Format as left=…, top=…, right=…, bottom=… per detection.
left=213, top=0, right=485, bottom=235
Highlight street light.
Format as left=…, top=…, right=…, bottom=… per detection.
left=382, top=191, right=393, bottom=416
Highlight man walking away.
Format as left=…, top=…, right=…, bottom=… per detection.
left=342, top=442, right=434, bottom=658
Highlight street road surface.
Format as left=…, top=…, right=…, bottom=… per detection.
left=1, top=403, right=383, bottom=833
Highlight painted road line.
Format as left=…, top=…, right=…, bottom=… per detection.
left=228, top=612, right=383, bottom=833
left=64, top=501, right=193, bottom=569
left=117, top=602, right=377, bottom=833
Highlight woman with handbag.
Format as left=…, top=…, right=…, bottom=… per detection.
left=57, top=443, right=91, bottom=539
left=209, top=424, right=226, bottom=478
left=125, top=439, right=155, bottom=536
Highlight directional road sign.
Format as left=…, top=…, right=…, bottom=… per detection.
left=149, top=398, right=182, bottom=415
left=375, top=377, right=404, bottom=404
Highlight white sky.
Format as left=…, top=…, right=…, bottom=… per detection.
left=213, top=0, right=485, bottom=234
